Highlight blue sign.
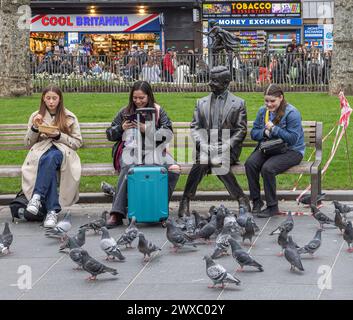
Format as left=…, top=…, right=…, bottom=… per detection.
left=304, top=25, right=324, bottom=39
left=216, top=18, right=302, bottom=27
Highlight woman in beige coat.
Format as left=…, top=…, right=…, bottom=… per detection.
left=22, top=85, right=82, bottom=228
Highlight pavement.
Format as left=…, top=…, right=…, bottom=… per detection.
left=0, top=199, right=353, bottom=300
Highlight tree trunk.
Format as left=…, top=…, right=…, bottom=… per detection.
left=0, top=0, right=32, bottom=97
left=330, top=0, right=353, bottom=95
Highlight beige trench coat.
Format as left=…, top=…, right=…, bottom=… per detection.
left=21, top=108, right=83, bottom=206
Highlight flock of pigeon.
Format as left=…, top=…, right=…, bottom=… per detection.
left=1, top=199, right=353, bottom=289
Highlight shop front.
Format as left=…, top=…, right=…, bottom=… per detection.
left=202, top=1, right=302, bottom=60
left=30, top=13, right=163, bottom=56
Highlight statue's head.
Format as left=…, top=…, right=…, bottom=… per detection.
left=209, top=66, right=231, bottom=95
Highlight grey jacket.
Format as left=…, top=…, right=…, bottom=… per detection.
left=190, top=91, right=247, bottom=164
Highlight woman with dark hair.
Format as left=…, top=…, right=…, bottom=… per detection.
left=245, top=84, right=305, bottom=217
left=106, top=81, right=181, bottom=227
left=22, top=85, right=83, bottom=227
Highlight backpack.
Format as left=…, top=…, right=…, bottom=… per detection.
left=9, top=191, right=46, bottom=222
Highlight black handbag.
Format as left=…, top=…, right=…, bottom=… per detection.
left=259, top=138, right=288, bottom=156
left=9, top=191, right=46, bottom=222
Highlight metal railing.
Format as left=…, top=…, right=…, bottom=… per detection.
left=29, top=52, right=332, bottom=92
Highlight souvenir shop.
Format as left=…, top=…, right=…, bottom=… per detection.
left=202, top=1, right=302, bottom=60
left=29, top=13, right=163, bottom=56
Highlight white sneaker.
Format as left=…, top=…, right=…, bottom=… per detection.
left=44, top=211, right=58, bottom=228
left=26, top=194, right=41, bottom=215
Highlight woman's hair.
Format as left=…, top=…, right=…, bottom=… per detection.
left=125, top=81, right=156, bottom=114
left=264, top=84, right=288, bottom=125
left=39, top=85, right=70, bottom=134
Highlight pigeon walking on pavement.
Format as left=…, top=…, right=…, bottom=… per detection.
left=60, top=228, right=86, bottom=251
left=269, top=211, right=294, bottom=235
left=211, top=225, right=236, bottom=259
left=298, top=193, right=325, bottom=206
left=228, top=237, right=263, bottom=272
left=310, top=205, right=335, bottom=229
left=333, top=200, right=353, bottom=217
left=191, top=210, right=208, bottom=230
left=284, top=236, right=304, bottom=272
left=215, top=205, right=226, bottom=234
left=343, top=221, right=353, bottom=253
left=45, top=211, right=72, bottom=240
left=334, top=209, right=347, bottom=233
left=242, top=217, right=255, bottom=245
left=137, top=232, right=161, bottom=262
left=203, top=255, right=241, bottom=289
left=69, top=247, right=84, bottom=270
left=236, top=207, right=259, bottom=232
left=165, top=219, right=197, bottom=252
left=0, top=222, right=13, bottom=255
left=297, top=229, right=323, bottom=256
left=100, top=227, right=125, bottom=261
left=79, top=210, right=107, bottom=234
left=116, top=216, right=139, bottom=248
left=190, top=214, right=217, bottom=243
left=80, top=249, right=118, bottom=281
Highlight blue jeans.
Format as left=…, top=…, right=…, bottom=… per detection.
left=33, top=146, right=63, bottom=212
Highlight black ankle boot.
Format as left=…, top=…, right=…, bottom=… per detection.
left=257, top=205, right=280, bottom=218
left=178, top=197, right=190, bottom=218
left=252, top=199, right=265, bottom=214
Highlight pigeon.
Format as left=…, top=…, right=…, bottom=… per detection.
left=189, top=214, right=217, bottom=243
left=333, top=200, right=353, bottom=217
left=116, top=216, right=138, bottom=248
left=203, top=255, right=241, bottom=289
left=310, top=205, right=335, bottom=229
left=334, top=209, right=347, bottom=233
left=100, top=227, right=125, bottom=261
left=59, top=228, right=86, bottom=251
left=237, top=207, right=260, bottom=232
left=101, top=181, right=116, bottom=197
left=269, top=211, right=294, bottom=235
left=277, top=228, right=289, bottom=256
left=191, top=210, right=208, bottom=230
left=223, top=209, right=240, bottom=230
left=228, top=237, right=263, bottom=272
left=284, top=236, right=304, bottom=271
left=45, top=211, right=72, bottom=240
left=69, top=247, right=84, bottom=270
left=242, top=217, right=255, bottom=245
left=298, top=229, right=323, bottom=256
left=165, top=219, right=197, bottom=252
left=0, top=222, right=13, bottom=254
left=343, top=221, right=353, bottom=253
left=184, top=215, right=196, bottom=235
left=137, top=232, right=161, bottom=262
left=79, top=210, right=108, bottom=233
left=215, top=205, right=226, bottom=234
left=298, top=193, right=326, bottom=205
left=211, top=225, right=235, bottom=259
left=80, top=249, right=118, bottom=281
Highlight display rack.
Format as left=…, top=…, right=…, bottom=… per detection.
left=233, top=30, right=266, bottom=61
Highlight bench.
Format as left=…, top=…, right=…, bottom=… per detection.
left=0, top=121, right=322, bottom=204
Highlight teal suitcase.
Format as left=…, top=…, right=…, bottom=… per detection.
left=127, top=166, right=169, bottom=223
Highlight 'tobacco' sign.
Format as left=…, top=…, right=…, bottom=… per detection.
left=202, top=2, right=301, bottom=18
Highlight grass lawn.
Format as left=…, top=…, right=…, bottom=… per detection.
left=0, top=92, right=352, bottom=194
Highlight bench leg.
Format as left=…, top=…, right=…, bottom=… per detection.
left=311, top=173, right=319, bottom=206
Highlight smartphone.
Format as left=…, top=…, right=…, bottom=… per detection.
left=123, top=113, right=137, bottom=122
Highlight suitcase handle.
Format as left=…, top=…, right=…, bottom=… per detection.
left=136, top=107, right=156, bottom=114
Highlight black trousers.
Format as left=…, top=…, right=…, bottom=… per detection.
left=182, top=164, right=246, bottom=200
left=245, top=149, right=303, bottom=207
